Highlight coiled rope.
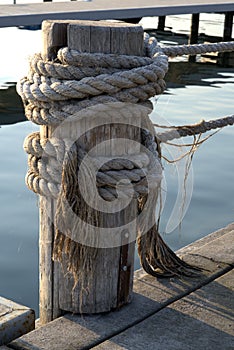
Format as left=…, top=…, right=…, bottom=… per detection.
left=24, top=128, right=159, bottom=200
left=17, top=34, right=168, bottom=125
left=18, top=32, right=234, bottom=280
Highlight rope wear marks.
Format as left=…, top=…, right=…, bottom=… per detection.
left=17, top=32, right=234, bottom=279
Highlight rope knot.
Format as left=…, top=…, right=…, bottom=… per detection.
left=19, top=32, right=206, bottom=281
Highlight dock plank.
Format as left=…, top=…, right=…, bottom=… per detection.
left=9, top=224, right=234, bottom=350
left=0, top=0, right=234, bottom=28
left=0, top=297, right=35, bottom=346
left=93, top=269, right=234, bottom=350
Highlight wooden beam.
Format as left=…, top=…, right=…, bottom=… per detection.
left=189, top=13, right=200, bottom=63
left=218, top=12, right=233, bottom=66
left=157, top=16, right=166, bottom=31
left=39, top=19, right=144, bottom=323
left=223, top=11, right=233, bottom=41
left=0, top=0, right=234, bottom=28
left=0, top=296, right=35, bottom=345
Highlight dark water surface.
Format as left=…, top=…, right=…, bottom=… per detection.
left=0, top=23, right=233, bottom=317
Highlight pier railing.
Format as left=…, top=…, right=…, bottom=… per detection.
left=0, top=0, right=234, bottom=31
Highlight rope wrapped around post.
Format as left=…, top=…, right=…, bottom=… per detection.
left=18, top=29, right=234, bottom=285
left=19, top=30, right=234, bottom=285
left=18, top=28, right=204, bottom=286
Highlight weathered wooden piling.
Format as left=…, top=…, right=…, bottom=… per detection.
left=157, top=16, right=166, bottom=31
left=223, top=11, right=233, bottom=41
left=218, top=11, right=234, bottom=66
left=189, top=13, right=200, bottom=62
left=39, top=20, right=145, bottom=324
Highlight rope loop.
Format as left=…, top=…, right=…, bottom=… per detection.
left=24, top=128, right=161, bottom=200
left=17, top=34, right=169, bottom=126
left=18, top=30, right=234, bottom=279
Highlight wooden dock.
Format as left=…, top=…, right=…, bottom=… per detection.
left=0, top=0, right=234, bottom=28
left=1, top=223, right=233, bottom=349
left=0, top=12, right=233, bottom=349
left=0, top=297, right=34, bottom=345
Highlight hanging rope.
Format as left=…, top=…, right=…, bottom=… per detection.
left=18, top=32, right=234, bottom=280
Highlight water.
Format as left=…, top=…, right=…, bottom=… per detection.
left=0, top=14, right=234, bottom=317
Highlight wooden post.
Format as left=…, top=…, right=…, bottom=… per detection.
left=218, top=12, right=234, bottom=66
left=188, top=13, right=200, bottom=63
left=157, top=16, right=166, bottom=31
left=223, top=12, right=233, bottom=41
left=39, top=20, right=144, bottom=324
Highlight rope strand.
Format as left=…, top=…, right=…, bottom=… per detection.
left=18, top=32, right=234, bottom=282
left=156, top=115, right=234, bottom=142
left=161, top=41, right=234, bottom=57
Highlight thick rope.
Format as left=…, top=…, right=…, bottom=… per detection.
left=24, top=132, right=149, bottom=166
left=17, top=35, right=168, bottom=125
left=18, top=37, right=234, bottom=126
left=19, top=71, right=166, bottom=103
left=25, top=132, right=153, bottom=200
left=25, top=114, right=234, bottom=199
left=58, top=48, right=155, bottom=68
left=156, top=115, right=234, bottom=142
left=161, top=41, right=234, bottom=57
left=19, top=31, right=234, bottom=282
left=144, top=33, right=234, bottom=57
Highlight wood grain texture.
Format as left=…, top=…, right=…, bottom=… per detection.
left=39, top=124, right=62, bottom=324
left=9, top=225, right=234, bottom=349
left=39, top=20, right=144, bottom=319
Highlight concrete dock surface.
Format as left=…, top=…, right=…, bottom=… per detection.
left=1, top=223, right=233, bottom=349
